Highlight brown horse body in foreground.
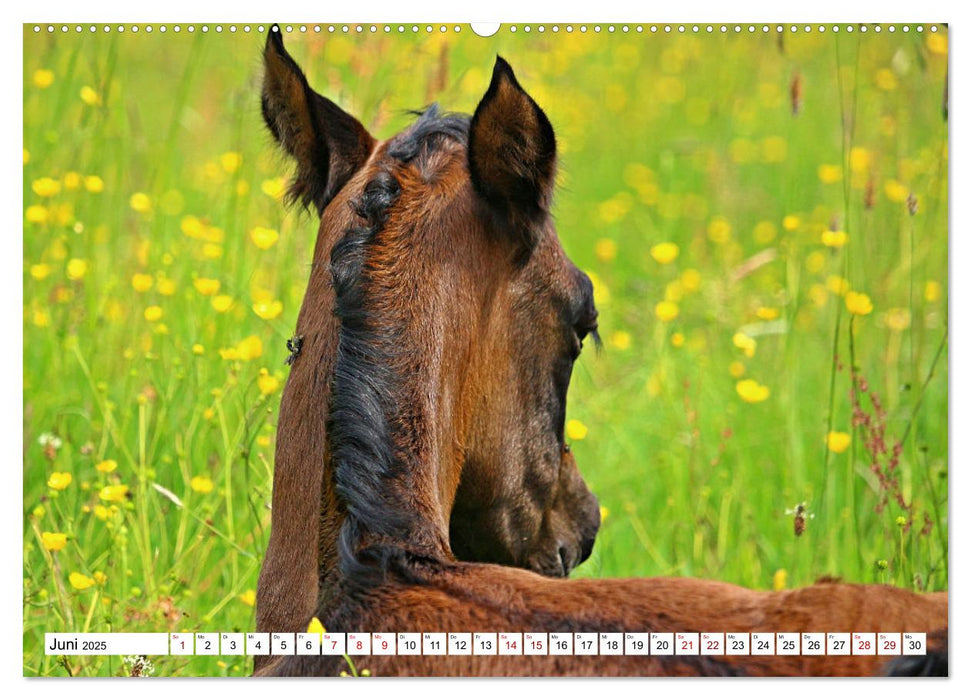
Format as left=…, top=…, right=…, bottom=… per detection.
left=254, top=28, right=947, bottom=676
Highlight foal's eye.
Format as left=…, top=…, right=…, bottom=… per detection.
left=571, top=320, right=599, bottom=358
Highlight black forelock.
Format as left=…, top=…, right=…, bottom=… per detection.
left=387, top=104, right=470, bottom=164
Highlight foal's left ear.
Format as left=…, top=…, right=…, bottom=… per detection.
left=468, top=57, right=557, bottom=245
left=261, top=27, right=375, bottom=214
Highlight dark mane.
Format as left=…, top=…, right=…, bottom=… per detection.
left=328, top=105, right=470, bottom=588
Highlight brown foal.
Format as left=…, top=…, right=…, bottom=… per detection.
left=253, top=28, right=947, bottom=677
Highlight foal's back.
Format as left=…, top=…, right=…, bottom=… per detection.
left=260, top=564, right=947, bottom=677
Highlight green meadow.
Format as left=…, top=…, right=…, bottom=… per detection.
left=23, top=24, right=948, bottom=676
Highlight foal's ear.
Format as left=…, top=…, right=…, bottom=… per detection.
left=261, top=27, right=375, bottom=214
left=468, top=57, right=557, bottom=244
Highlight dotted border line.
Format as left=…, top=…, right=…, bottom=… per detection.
left=30, top=23, right=943, bottom=35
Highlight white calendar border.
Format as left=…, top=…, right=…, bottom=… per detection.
left=6, top=1, right=962, bottom=698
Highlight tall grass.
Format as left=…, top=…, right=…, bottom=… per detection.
left=23, top=25, right=948, bottom=676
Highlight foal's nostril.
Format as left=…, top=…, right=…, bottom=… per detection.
left=558, top=544, right=571, bottom=576
left=578, top=535, right=596, bottom=565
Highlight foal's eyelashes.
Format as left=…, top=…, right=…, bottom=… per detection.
left=575, top=319, right=599, bottom=345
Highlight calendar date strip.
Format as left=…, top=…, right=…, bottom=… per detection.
left=45, top=631, right=928, bottom=657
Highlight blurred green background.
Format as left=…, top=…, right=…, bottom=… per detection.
left=23, top=24, right=948, bottom=676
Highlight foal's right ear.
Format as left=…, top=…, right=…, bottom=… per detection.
left=468, top=57, right=557, bottom=246
left=261, top=27, right=375, bottom=214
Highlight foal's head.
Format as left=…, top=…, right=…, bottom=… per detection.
left=263, top=29, right=600, bottom=579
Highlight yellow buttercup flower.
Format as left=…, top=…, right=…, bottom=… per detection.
left=253, top=300, right=283, bottom=320
left=670, top=332, right=685, bottom=348
left=650, top=242, right=679, bottom=264
left=654, top=301, right=679, bottom=322
left=849, top=147, right=871, bottom=174
left=192, top=344, right=205, bottom=356
left=826, top=431, right=851, bottom=454
left=250, top=226, right=280, bottom=250
left=594, top=238, right=617, bottom=263
left=261, top=177, right=286, bottom=200
left=736, top=379, right=770, bottom=403
left=845, top=291, right=874, bottom=316
left=732, top=332, right=757, bottom=358
left=239, top=590, right=256, bottom=606
left=212, top=295, right=234, bottom=313
left=663, top=280, right=683, bottom=302
left=131, top=273, right=154, bottom=292
left=707, top=217, right=732, bottom=244
left=598, top=194, right=632, bottom=223
left=157, top=278, right=176, bottom=296
left=680, top=268, right=701, bottom=292
left=817, top=164, right=842, bottom=184
left=93, top=571, right=107, bottom=585
left=32, top=177, right=61, bottom=198
left=755, top=307, right=779, bottom=321
left=190, top=476, right=214, bottom=494
left=79, top=86, right=101, bottom=106
left=875, top=69, right=898, bottom=91
left=729, top=361, right=746, bottom=379
left=62, top=172, right=81, bottom=191
left=608, top=330, right=631, bottom=351
left=782, top=215, right=800, bottom=231
left=884, top=308, right=911, bottom=332
left=42, top=532, right=68, bottom=552
left=566, top=419, right=588, bottom=441
left=806, top=251, right=826, bottom=274
left=235, top=335, right=264, bottom=361
left=193, top=278, right=221, bottom=296
left=884, top=180, right=909, bottom=203
left=69, top=572, right=95, bottom=590
left=99, top=484, right=129, bottom=503
left=826, top=275, right=851, bottom=296
left=773, top=569, right=787, bottom=591
left=129, top=192, right=152, bottom=213
left=220, top=152, right=243, bottom=173
left=202, top=243, right=223, bottom=260
left=821, top=230, right=848, bottom=248
left=26, top=205, right=49, bottom=224
left=29, top=263, right=51, bottom=280
left=926, top=32, right=948, bottom=56
left=307, top=617, right=326, bottom=635
left=924, top=281, right=941, bottom=303
left=93, top=505, right=111, bottom=521
left=33, top=69, right=55, bottom=88
left=66, top=258, right=89, bottom=281
left=258, top=370, right=281, bottom=396
left=84, top=175, right=104, bottom=193
left=181, top=215, right=205, bottom=238
left=47, top=472, right=72, bottom=490
left=95, top=459, right=118, bottom=473
left=144, top=306, right=163, bottom=322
